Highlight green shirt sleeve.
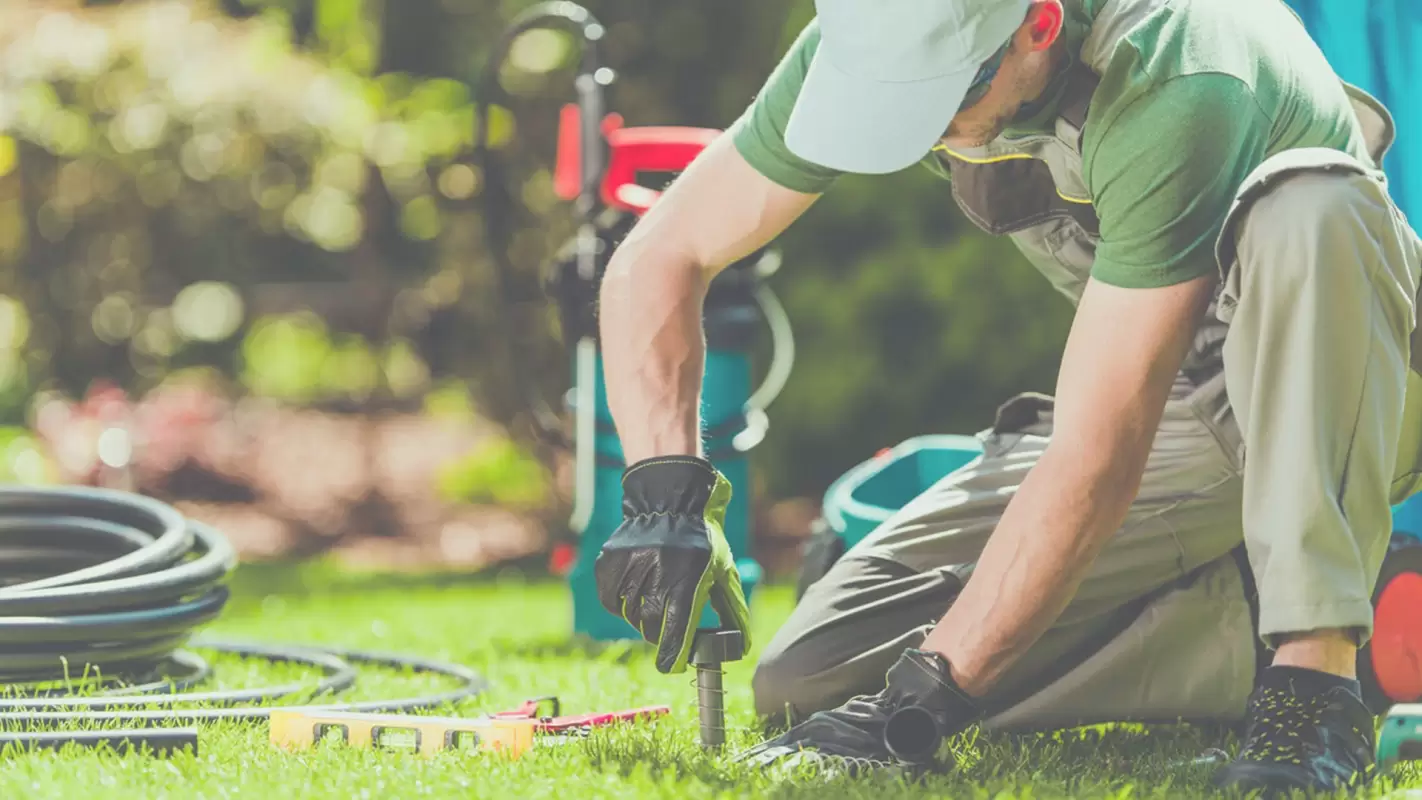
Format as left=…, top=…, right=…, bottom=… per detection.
left=727, top=20, right=843, bottom=194
left=1085, top=73, right=1271, bottom=289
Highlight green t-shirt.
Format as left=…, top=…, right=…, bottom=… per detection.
left=729, top=0, right=1372, bottom=289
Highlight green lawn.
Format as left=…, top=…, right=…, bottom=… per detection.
left=1, top=563, right=1418, bottom=799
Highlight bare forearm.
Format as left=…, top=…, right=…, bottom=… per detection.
left=920, top=275, right=1215, bottom=698
left=598, top=230, right=709, bottom=462
left=922, top=440, right=1147, bottom=695
left=594, top=136, right=820, bottom=465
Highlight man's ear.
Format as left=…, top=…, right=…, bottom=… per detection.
left=1024, top=0, right=1065, bottom=51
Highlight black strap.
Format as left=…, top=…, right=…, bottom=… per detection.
left=1058, top=60, right=1099, bottom=151
left=1230, top=545, right=1269, bottom=682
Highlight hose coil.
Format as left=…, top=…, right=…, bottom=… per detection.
left=0, top=485, right=232, bottom=684
left=0, top=485, right=485, bottom=729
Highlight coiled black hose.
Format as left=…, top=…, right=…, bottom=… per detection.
left=0, top=486, right=231, bottom=683
left=0, top=486, right=485, bottom=731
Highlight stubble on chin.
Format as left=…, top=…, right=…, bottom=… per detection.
left=941, top=110, right=1014, bottom=149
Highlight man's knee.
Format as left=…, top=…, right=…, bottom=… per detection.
left=1226, top=149, right=1416, bottom=286
left=749, top=595, right=865, bottom=723
left=1222, top=158, right=1421, bottom=345
left=751, top=648, right=811, bottom=723
left=749, top=551, right=958, bottom=723
left=751, top=638, right=887, bottom=725
left=1235, top=167, right=1383, bottom=266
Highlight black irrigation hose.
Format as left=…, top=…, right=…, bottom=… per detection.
left=0, top=486, right=486, bottom=733
left=0, top=645, right=487, bottom=729
left=0, top=485, right=230, bottom=682
left=0, top=640, right=359, bottom=712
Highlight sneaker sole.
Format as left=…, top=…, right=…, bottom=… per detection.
left=1213, top=761, right=1359, bottom=798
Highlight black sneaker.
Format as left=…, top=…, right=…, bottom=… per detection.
left=1213, top=667, right=1376, bottom=796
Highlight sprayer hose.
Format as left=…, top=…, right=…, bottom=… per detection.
left=0, top=485, right=485, bottom=730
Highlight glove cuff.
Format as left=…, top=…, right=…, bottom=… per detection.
left=882, top=649, right=983, bottom=764
left=621, top=455, right=722, bottom=517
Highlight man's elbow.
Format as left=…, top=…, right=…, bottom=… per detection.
left=1043, top=421, right=1155, bottom=503
left=604, top=210, right=703, bottom=286
left=597, top=231, right=707, bottom=347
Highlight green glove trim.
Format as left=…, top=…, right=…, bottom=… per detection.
left=594, top=456, right=753, bottom=674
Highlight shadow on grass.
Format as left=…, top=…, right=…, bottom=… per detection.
left=955, top=722, right=1246, bottom=797
left=478, top=634, right=649, bottom=665
left=226, top=558, right=797, bottom=604
left=579, top=724, right=785, bottom=795
left=579, top=718, right=1247, bottom=799
left=224, top=555, right=558, bottom=599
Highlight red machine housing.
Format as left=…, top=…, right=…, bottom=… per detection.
left=1370, top=569, right=1422, bottom=702
left=554, top=104, right=722, bottom=215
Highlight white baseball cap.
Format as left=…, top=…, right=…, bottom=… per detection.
left=785, top=0, right=1032, bottom=174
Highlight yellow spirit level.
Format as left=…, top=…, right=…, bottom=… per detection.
left=269, top=709, right=536, bottom=758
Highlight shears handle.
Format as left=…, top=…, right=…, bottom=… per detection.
left=491, top=696, right=561, bottom=721
left=491, top=697, right=670, bottom=734
left=532, top=706, right=670, bottom=733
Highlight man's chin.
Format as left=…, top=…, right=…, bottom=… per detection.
left=940, top=115, right=1011, bottom=150
left=940, top=128, right=1004, bottom=149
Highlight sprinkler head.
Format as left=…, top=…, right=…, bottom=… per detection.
left=883, top=705, right=942, bottom=764
left=690, top=629, right=743, bottom=750
left=691, top=629, right=744, bottom=666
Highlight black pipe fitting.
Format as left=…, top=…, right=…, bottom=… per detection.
left=883, top=705, right=944, bottom=764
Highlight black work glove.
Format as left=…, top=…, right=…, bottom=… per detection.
left=594, top=456, right=752, bottom=674
left=736, top=649, right=981, bottom=776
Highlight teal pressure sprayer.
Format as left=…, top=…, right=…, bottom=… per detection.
left=475, top=2, right=790, bottom=640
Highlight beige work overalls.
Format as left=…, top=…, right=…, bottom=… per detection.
left=752, top=0, right=1422, bottom=729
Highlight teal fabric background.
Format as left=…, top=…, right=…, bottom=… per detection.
left=1284, top=0, right=1421, bottom=222
left=1287, top=0, right=1422, bottom=536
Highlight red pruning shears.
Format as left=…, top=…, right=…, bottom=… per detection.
left=491, top=696, right=670, bottom=736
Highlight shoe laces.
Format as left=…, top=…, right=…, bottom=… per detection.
left=1238, top=685, right=1347, bottom=766
left=778, top=748, right=902, bottom=780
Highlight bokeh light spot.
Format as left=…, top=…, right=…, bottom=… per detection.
left=91, top=294, right=136, bottom=344
left=400, top=195, right=441, bottom=241
left=508, top=29, right=570, bottom=74
left=0, top=137, right=15, bottom=178
left=172, top=281, right=244, bottom=343
left=437, top=164, right=478, bottom=199
left=0, top=296, right=31, bottom=351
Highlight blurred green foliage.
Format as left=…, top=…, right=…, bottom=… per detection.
left=435, top=436, right=550, bottom=511
left=0, top=0, right=1073, bottom=504
left=0, top=426, right=55, bottom=484
left=239, top=312, right=429, bottom=404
